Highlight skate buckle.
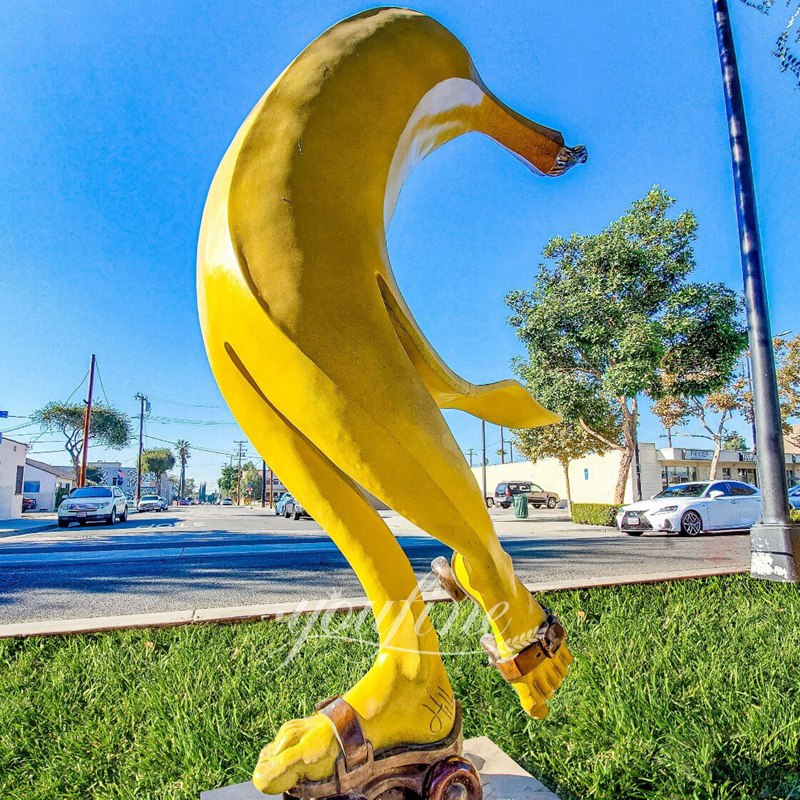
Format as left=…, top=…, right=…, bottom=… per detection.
left=480, top=609, right=566, bottom=683
left=284, top=698, right=482, bottom=800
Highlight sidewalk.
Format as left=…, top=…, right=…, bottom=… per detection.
left=0, top=514, right=58, bottom=538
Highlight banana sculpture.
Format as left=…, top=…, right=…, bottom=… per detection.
left=197, top=8, right=586, bottom=796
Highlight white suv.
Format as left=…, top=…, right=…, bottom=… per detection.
left=58, top=486, right=129, bottom=528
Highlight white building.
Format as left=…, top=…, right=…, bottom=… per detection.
left=472, top=442, right=800, bottom=505
left=0, top=436, right=28, bottom=520
left=23, top=459, right=74, bottom=512
left=91, top=461, right=172, bottom=502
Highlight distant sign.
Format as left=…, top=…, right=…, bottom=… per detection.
left=683, top=449, right=714, bottom=461
left=583, top=468, right=589, bottom=480
left=738, top=452, right=756, bottom=462
left=0, top=411, right=8, bottom=418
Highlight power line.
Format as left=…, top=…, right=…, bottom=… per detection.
left=94, top=361, right=111, bottom=406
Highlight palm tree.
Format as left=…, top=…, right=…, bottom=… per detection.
left=175, top=439, right=191, bottom=501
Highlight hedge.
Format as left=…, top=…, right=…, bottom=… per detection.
left=571, top=502, right=622, bottom=526
left=791, top=509, right=800, bottom=523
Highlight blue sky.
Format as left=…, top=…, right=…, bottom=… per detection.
left=1, top=1, right=798, bottom=488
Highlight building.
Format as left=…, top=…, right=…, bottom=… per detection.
left=91, top=461, right=172, bottom=502
left=0, top=436, right=28, bottom=519
left=472, top=442, right=800, bottom=505
left=23, top=459, right=74, bottom=512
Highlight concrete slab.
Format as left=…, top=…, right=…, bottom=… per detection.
left=200, top=736, right=560, bottom=799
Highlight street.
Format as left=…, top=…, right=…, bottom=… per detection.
left=0, top=505, right=749, bottom=624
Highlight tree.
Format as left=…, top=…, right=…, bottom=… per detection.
left=218, top=464, right=238, bottom=498
left=32, top=402, right=131, bottom=481
left=508, top=187, right=747, bottom=504
left=513, top=361, right=621, bottom=507
left=175, top=439, right=191, bottom=500
left=85, top=464, right=105, bottom=485
left=240, top=461, right=263, bottom=503
left=740, top=0, right=800, bottom=87
left=774, top=334, right=800, bottom=445
left=652, top=360, right=749, bottom=479
left=723, top=431, right=749, bottom=451
left=140, top=448, right=176, bottom=494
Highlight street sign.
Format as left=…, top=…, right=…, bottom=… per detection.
left=0, top=411, right=8, bottom=418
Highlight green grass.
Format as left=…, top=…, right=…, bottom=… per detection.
left=1, top=576, right=799, bottom=800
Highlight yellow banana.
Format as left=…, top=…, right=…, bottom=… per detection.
left=197, top=8, right=585, bottom=795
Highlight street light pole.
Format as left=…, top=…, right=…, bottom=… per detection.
left=77, top=354, right=96, bottom=488
left=712, top=0, right=798, bottom=581
left=481, top=420, right=487, bottom=505
left=135, top=393, right=147, bottom=504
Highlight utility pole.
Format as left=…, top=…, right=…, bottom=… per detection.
left=261, top=459, right=267, bottom=507
left=500, top=427, right=505, bottom=464
left=269, top=467, right=274, bottom=508
left=713, top=0, right=798, bottom=582
left=135, top=393, right=148, bottom=503
left=466, top=448, right=476, bottom=468
left=78, top=354, right=96, bottom=488
left=509, top=439, right=514, bottom=463
left=481, top=420, right=487, bottom=505
left=234, top=440, right=247, bottom=505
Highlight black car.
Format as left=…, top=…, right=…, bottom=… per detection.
left=22, top=497, right=37, bottom=512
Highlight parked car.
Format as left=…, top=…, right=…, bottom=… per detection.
left=22, top=497, right=37, bottom=512
left=58, top=486, right=129, bottom=527
left=158, top=496, right=169, bottom=510
left=494, top=481, right=559, bottom=509
left=616, top=480, right=761, bottom=537
left=789, top=484, right=800, bottom=510
left=275, top=493, right=293, bottom=516
left=221, top=497, right=233, bottom=506
left=284, top=494, right=310, bottom=520
left=137, top=494, right=163, bottom=512
left=126, top=496, right=138, bottom=514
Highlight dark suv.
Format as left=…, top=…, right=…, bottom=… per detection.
left=494, top=481, right=559, bottom=509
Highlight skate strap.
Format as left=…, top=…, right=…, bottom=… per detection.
left=481, top=609, right=566, bottom=682
left=431, top=555, right=467, bottom=602
left=314, top=696, right=370, bottom=772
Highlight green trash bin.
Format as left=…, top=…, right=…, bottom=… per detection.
left=513, top=493, right=529, bottom=519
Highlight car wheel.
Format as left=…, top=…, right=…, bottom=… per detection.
left=680, top=510, right=703, bottom=537
left=293, top=509, right=301, bottom=520
left=500, top=502, right=511, bottom=509
left=546, top=497, right=557, bottom=509
left=58, top=519, right=69, bottom=528
left=624, top=530, right=644, bottom=536
left=120, top=507, right=128, bottom=522
left=284, top=508, right=291, bottom=519
left=108, top=508, right=117, bottom=525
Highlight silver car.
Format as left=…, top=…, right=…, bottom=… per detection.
left=138, top=494, right=162, bottom=512
left=58, top=486, right=129, bottom=527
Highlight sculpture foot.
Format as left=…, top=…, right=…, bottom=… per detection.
left=546, top=143, right=588, bottom=177
left=254, top=655, right=456, bottom=795
left=284, top=700, right=481, bottom=800
left=432, top=554, right=572, bottom=718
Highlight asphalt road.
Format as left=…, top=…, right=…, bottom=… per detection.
left=0, top=506, right=749, bottom=624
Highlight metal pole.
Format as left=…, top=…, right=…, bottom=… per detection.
left=269, top=468, right=274, bottom=508
left=135, top=393, right=146, bottom=503
left=712, top=0, right=798, bottom=581
left=78, top=354, right=96, bottom=487
left=261, top=460, right=266, bottom=507
left=500, top=427, right=505, bottom=464
left=481, top=420, right=487, bottom=504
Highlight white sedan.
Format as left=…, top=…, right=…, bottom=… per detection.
left=617, top=480, right=761, bottom=537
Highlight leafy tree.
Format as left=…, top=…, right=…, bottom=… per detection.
left=140, top=448, right=175, bottom=494
left=175, top=439, right=191, bottom=500
left=723, top=431, right=749, bottom=451
left=85, top=464, right=105, bottom=485
left=218, top=464, right=238, bottom=498
left=32, top=402, right=131, bottom=481
left=652, top=361, right=749, bottom=479
left=513, top=364, right=621, bottom=507
left=241, top=461, right=263, bottom=503
left=508, top=187, right=747, bottom=503
left=740, top=0, right=800, bottom=87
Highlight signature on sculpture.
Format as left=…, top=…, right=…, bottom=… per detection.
left=197, top=8, right=586, bottom=799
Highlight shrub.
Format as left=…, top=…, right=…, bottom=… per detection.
left=790, top=508, right=800, bottom=523
left=571, top=502, right=622, bottom=526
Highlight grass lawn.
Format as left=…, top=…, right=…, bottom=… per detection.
left=1, top=575, right=799, bottom=800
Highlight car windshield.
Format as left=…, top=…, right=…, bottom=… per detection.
left=790, top=485, right=800, bottom=496
left=653, top=483, right=709, bottom=499
left=70, top=487, right=112, bottom=498
left=142, top=495, right=159, bottom=501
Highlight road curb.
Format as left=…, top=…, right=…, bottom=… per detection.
left=0, top=567, right=746, bottom=639
left=0, top=522, right=58, bottom=539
